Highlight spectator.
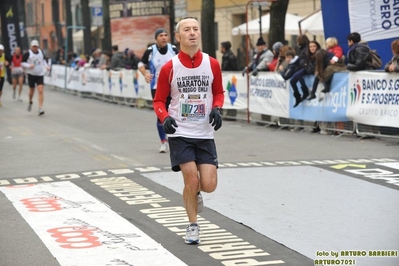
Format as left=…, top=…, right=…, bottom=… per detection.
left=280, top=49, right=300, bottom=80
left=307, top=49, right=334, bottom=100
left=384, top=39, right=399, bottom=73
left=77, top=54, right=90, bottom=68
left=268, top=41, right=284, bottom=72
left=124, top=49, right=140, bottom=70
left=220, top=41, right=238, bottom=71
left=89, top=48, right=102, bottom=68
left=296, top=35, right=310, bottom=58
left=242, top=37, right=274, bottom=76
left=308, top=37, right=347, bottom=99
left=276, top=45, right=295, bottom=73
left=346, top=32, right=372, bottom=71
left=110, top=45, right=125, bottom=70
left=289, top=41, right=321, bottom=107
left=98, top=50, right=112, bottom=70
left=54, top=46, right=66, bottom=65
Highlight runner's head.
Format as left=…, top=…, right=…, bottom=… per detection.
left=0, top=44, right=3, bottom=55
left=14, top=47, right=21, bottom=55
left=31, top=40, right=39, bottom=52
left=175, top=17, right=200, bottom=52
left=155, top=28, right=168, bottom=48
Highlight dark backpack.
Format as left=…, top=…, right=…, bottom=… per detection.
left=368, top=49, right=382, bottom=69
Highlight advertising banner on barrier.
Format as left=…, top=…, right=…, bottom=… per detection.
left=67, top=68, right=84, bottom=92
left=86, top=68, right=104, bottom=94
left=48, top=65, right=68, bottom=89
left=248, top=72, right=289, bottom=117
left=122, top=70, right=136, bottom=99
left=290, top=72, right=350, bottom=122
left=222, top=72, right=247, bottom=109
left=348, top=0, right=399, bottom=42
left=346, top=71, right=399, bottom=127
left=109, top=70, right=123, bottom=97
left=136, top=71, right=152, bottom=101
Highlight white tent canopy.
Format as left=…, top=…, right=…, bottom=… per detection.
left=231, top=13, right=304, bottom=36
left=73, top=27, right=98, bottom=42
left=299, top=9, right=324, bottom=36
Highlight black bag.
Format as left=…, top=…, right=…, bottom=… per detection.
left=304, top=61, right=315, bottom=74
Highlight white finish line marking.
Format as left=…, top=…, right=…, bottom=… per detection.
left=0, top=181, right=186, bottom=266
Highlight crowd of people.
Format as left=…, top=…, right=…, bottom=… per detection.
left=240, top=33, right=399, bottom=109
left=52, top=45, right=141, bottom=71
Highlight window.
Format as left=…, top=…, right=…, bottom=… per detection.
left=27, top=2, right=35, bottom=26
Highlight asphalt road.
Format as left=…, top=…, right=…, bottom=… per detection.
left=1, top=82, right=398, bottom=266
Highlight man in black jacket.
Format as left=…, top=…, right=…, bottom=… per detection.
left=346, top=32, right=372, bottom=71
left=220, top=41, right=238, bottom=71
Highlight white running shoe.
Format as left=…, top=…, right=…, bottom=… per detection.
left=27, top=102, right=32, bottom=112
left=197, top=192, right=203, bottom=213
left=159, top=142, right=168, bottom=153
left=185, top=223, right=201, bottom=244
left=12, top=90, right=16, bottom=99
left=38, top=109, right=45, bottom=116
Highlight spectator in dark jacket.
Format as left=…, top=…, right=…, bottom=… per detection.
left=124, top=49, right=140, bottom=70
left=346, top=32, right=372, bottom=71
left=296, top=35, right=310, bottom=59
left=220, top=41, right=238, bottom=71
left=280, top=49, right=300, bottom=80
left=289, top=41, right=321, bottom=107
left=384, top=39, right=399, bottom=73
left=110, top=45, right=125, bottom=70
left=53, top=46, right=65, bottom=65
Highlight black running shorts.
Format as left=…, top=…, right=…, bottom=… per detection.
left=28, top=74, right=44, bottom=88
left=168, top=137, right=218, bottom=172
left=0, top=77, right=4, bottom=91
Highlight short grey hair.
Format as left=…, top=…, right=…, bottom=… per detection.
left=175, top=17, right=198, bottom=33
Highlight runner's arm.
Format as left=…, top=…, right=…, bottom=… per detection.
left=209, top=57, right=225, bottom=109
left=137, top=48, right=152, bottom=76
left=21, top=52, right=31, bottom=69
left=153, top=61, right=173, bottom=122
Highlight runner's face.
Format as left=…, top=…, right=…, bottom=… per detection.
left=175, top=19, right=200, bottom=48
left=31, top=46, right=39, bottom=52
left=14, top=47, right=21, bottom=55
left=156, top=33, right=168, bottom=48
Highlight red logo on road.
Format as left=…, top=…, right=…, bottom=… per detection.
left=20, top=197, right=62, bottom=212
left=47, top=226, right=102, bottom=249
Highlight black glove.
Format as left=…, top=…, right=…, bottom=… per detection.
left=163, top=116, right=178, bottom=134
left=209, top=108, right=222, bottom=131
left=252, top=69, right=259, bottom=76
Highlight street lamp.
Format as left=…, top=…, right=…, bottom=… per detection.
left=64, top=25, right=85, bottom=91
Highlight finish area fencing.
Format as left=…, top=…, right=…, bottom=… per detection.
left=45, top=65, right=399, bottom=139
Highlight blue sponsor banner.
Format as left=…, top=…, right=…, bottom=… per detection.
left=289, top=72, right=350, bottom=122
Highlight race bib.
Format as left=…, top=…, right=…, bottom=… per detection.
left=178, top=96, right=207, bottom=122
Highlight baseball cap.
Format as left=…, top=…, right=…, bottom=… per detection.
left=31, top=40, right=39, bottom=47
left=0, top=44, right=4, bottom=50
